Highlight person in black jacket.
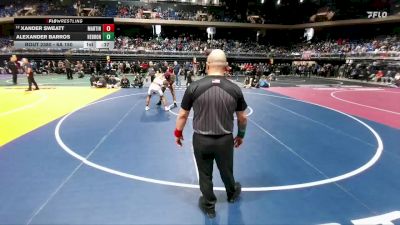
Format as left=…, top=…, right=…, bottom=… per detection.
left=8, top=55, right=19, bottom=85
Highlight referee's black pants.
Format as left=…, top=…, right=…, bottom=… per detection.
left=27, top=75, right=39, bottom=90
left=66, top=68, right=73, bottom=79
left=12, top=73, right=17, bottom=84
left=193, top=133, right=236, bottom=210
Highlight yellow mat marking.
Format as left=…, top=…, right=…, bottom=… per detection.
left=0, top=87, right=118, bottom=147
left=0, top=92, right=48, bottom=117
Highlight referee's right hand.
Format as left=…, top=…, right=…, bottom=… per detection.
left=234, top=136, right=243, bottom=148
left=175, top=109, right=190, bottom=148
left=174, top=128, right=184, bottom=147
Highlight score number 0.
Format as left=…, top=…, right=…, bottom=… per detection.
left=102, top=24, right=114, bottom=32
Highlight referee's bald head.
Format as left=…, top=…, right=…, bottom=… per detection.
left=207, top=49, right=228, bottom=69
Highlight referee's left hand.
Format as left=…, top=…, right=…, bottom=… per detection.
left=176, top=136, right=184, bottom=147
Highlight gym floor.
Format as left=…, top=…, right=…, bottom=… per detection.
left=0, top=74, right=399, bottom=225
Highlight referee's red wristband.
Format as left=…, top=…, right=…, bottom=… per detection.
left=174, top=129, right=183, bottom=138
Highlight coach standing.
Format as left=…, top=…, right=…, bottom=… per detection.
left=174, top=49, right=248, bottom=218
left=173, top=61, right=181, bottom=86
left=8, top=55, right=19, bottom=85
left=65, top=59, right=73, bottom=80
left=22, top=58, right=39, bottom=91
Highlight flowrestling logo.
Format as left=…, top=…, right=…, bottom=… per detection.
left=367, top=11, right=388, bottom=18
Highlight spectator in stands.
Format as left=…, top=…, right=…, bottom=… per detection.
left=394, top=73, right=400, bottom=87
left=95, top=76, right=107, bottom=88
left=381, top=70, right=396, bottom=84
left=258, top=75, right=270, bottom=88
left=186, top=70, right=193, bottom=86
left=147, top=61, right=156, bottom=82
left=75, top=61, right=84, bottom=78
left=89, top=74, right=97, bottom=87
left=107, top=75, right=120, bottom=88
left=120, top=75, right=130, bottom=88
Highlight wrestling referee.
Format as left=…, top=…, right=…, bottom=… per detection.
left=174, top=49, right=248, bottom=218
left=22, top=58, right=39, bottom=91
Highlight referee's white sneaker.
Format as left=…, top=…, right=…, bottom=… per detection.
left=164, top=106, right=170, bottom=111
left=145, top=106, right=150, bottom=111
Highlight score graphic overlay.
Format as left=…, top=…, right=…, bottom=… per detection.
left=14, top=18, right=115, bottom=49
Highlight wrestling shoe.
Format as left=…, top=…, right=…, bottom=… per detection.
left=164, top=106, right=170, bottom=111
left=227, top=182, right=242, bottom=203
left=198, top=196, right=216, bottom=219
left=145, top=106, right=150, bottom=111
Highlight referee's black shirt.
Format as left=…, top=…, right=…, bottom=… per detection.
left=181, top=75, right=247, bottom=135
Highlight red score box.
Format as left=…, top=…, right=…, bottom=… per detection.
left=102, top=24, right=115, bottom=32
